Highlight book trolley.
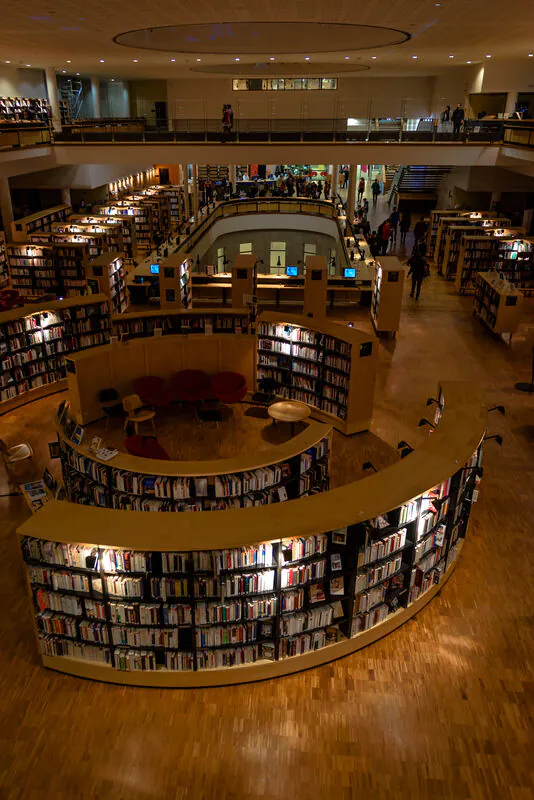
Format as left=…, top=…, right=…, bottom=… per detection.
left=16, top=381, right=486, bottom=686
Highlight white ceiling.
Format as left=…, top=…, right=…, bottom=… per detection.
left=2, top=0, right=534, bottom=80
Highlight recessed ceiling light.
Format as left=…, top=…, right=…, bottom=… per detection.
left=66, top=60, right=71, bottom=63
left=99, top=59, right=104, bottom=63
left=234, top=57, right=240, bottom=61
left=529, top=53, right=534, bottom=57
left=466, top=60, right=472, bottom=64
left=371, top=56, right=377, bottom=60
left=486, top=54, right=492, bottom=58
left=170, top=58, right=176, bottom=62
left=345, top=56, right=350, bottom=60
left=449, top=54, right=454, bottom=59
left=25, top=64, right=31, bottom=67
left=269, top=57, right=275, bottom=61
left=305, top=56, right=310, bottom=61
left=196, top=58, right=201, bottom=62
left=412, top=55, right=418, bottom=59
left=133, top=59, right=138, bottom=62
left=5, top=61, right=10, bottom=64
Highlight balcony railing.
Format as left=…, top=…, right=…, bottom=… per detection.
left=0, top=124, right=52, bottom=150
left=52, top=117, right=506, bottom=145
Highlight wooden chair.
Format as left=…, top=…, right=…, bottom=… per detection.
left=0, top=438, right=34, bottom=482
left=122, top=394, right=156, bottom=435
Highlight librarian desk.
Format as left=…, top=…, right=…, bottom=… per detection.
left=17, top=382, right=487, bottom=687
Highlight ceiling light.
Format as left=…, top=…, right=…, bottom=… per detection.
left=110, top=78, right=115, bottom=82
left=486, top=54, right=492, bottom=58
left=371, top=56, right=377, bottom=60
left=466, top=60, right=472, bottom=64
left=170, top=58, right=176, bottom=62
left=412, top=55, right=418, bottom=59
left=269, top=57, right=275, bottom=61
left=234, top=57, right=240, bottom=61
left=305, top=56, right=310, bottom=61
left=99, top=59, right=104, bottom=63
left=345, top=56, right=350, bottom=60
left=449, top=54, right=454, bottom=59
left=66, top=60, right=71, bottom=63
left=4, top=61, right=10, bottom=64
left=133, top=59, right=138, bottom=62
left=435, top=2, right=440, bottom=5
left=196, top=58, right=201, bottom=62
left=25, top=64, right=31, bottom=67
left=529, top=53, right=534, bottom=58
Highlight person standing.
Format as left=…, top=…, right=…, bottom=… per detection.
left=357, top=176, right=365, bottom=204
left=399, top=210, right=412, bottom=245
left=324, top=179, right=331, bottom=200
left=406, top=252, right=429, bottom=300
left=362, top=197, right=369, bottom=216
left=452, top=103, right=464, bottom=136
left=343, top=167, right=350, bottom=189
left=372, top=178, right=381, bottom=208
left=441, top=105, right=451, bottom=123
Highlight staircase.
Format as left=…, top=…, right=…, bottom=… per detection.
left=389, top=166, right=452, bottom=208
left=58, top=77, right=84, bottom=121
left=384, top=165, right=400, bottom=192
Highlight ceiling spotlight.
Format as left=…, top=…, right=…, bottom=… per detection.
left=170, top=58, right=176, bottom=62
left=412, top=55, right=418, bottom=59
left=234, top=57, right=240, bottom=61
left=529, top=53, right=534, bottom=58
left=196, top=58, right=201, bottom=62
left=467, top=60, right=472, bottom=64
left=345, top=56, right=350, bottom=60
left=371, top=56, right=377, bottom=60
left=305, top=56, right=310, bottom=61
left=449, top=54, right=454, bottom=58
left=133, top=59, right=138, bottom=62
left=25, top=64, right=31, bottom=67
left=269, top=57, right=275, bottom=61
left=486, top=54, right=492, bottom=58
left=66, top=60, right=71, bottom=63
left=99, top=59, right=104, bottom=63
left=435, top=2, right=440, bottom=5
left=5, top=61, right=10, bottom=64
left=110, top=78, right=115, bottom=82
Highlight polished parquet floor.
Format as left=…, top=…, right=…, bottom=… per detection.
left=1, top=270, right=534, bottom=800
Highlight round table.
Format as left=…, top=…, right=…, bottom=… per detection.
left=267, top=400, right=311, bottom=436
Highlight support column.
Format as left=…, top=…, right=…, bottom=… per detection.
left=347, top=164, right=357, bottom=223
left=61, top=188, right=71, bottom=207
left=90, top=75, right=102, bottom=118
left=505, top=92, right=518, bottom=117
left=0, top=178, right=14, bottom=241
left=44, top=67, right=62, bottom=131
left=230, top=164, right=237, bottom=195
left=332, top=165, right=340, bottom=201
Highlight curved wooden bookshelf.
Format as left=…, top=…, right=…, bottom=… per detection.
left=18, top=382, right=486, bottom=687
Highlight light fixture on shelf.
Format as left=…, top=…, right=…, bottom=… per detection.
left=418, top=418, right=436, bottom=429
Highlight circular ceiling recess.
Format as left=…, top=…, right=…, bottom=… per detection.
left=192, top=62, right=370, bottom=75
left=114, top=22, right=410, bottom=54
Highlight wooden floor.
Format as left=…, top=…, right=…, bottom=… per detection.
left=1, top=269, right=534, bottom=800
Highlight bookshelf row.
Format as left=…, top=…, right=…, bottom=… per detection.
left=0, top=96, right=52, bottom=124
left=0, top=231, right=7, bottom=288
left=59, top=427, right=331, bottom=511
left=257, top=320, right=353, bottom=421
left=456, top=234, right=534, bottom=294
left=11, top=204, right=72, bottom=242
left=0, top=297, right=110, bottom=404
left=473, top=271, right=523, bottom=338
left=20, top=443, right=482, bottom=674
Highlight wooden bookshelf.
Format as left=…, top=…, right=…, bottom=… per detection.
left=439, top=219, right=512, bottom=279
left=0, top=230, right=7, bottom=287
left=473, top=271, right=523, bottom=340
left=371, top=256, right=406, bottom=336
left=112, top=307, right=250, bottom=340
left=69, top=214, right=138, bottom=264
left=257, top=312, right=377, bottom=435
left=158, top=253, right=193, bottom=309
left=427, top=210, right=464, bottom=260
left=11, top=204, right=72, bottom=243
left=16, top=382, right=486, bottom=686
left=8, top=238, right=104, bottom=298
left=57, top=412, right=331, bottom=511
left=86, top=253, right=127, bottom=314
left=93, top=203, right=154, bottom=254
left=0, top=294, right=110, bottom=411
left=427, top=210, right=499, bottom=263
left=456, top=231, right=534, bottom=294
left=0, top=96, right=50, bottom=124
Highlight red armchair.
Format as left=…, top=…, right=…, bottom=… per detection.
left=124, top=435, right=170, bottom=460
left=210, top=371, right=248, bottom=406
left=133, top=376, right=173, bottom=408
left=170, top=370, right=210, bottom=403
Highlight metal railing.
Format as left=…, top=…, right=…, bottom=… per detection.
left=51, top=117, right=506, bottom=145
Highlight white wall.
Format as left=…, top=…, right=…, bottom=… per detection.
left=101, top=81, right=130, bottom=118
left=481, top=62, right=534, bottom=94
left=9, top=163, right=154, bottom=190
left=0, top=66, right=47, bottom=98
left=167, top=76, right=435, bottom=120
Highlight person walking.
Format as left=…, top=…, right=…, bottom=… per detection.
left=406, top=252, right=429, bottom=300
left=412, top=216, right=428, bottom=252
left=362, top=197, right=369, bottom=216
left=399, top=210, right=411, bottom=245
left=357, top=176, right=365, bottom=204
left=379, top=219, right=392, bottom=255
left=343, top=167, right=350, bottom=189
left=452, top=103, right=464, bottom=136
left=368, top=230, right=380, bottom=257
left=372, top=178, right=381, bottom=208
left=390, top=205, right=400, bottom=245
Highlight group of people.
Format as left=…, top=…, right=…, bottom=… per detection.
left=441, top=103, right=465, bottom=135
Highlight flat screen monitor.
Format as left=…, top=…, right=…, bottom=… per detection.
left=286, top=266, right=298, bottom=277
left=344, top=267, right=357, bottom=279
left=150, top=263, right=160, bottom=275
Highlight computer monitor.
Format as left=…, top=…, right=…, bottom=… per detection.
left=150, top=263, right=160, bottom=275
left=344, top=267, right=357, bottom=279
left=286, top=266, right=298, bottom=277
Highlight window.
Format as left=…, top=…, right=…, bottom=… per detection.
left=270, top=241, right=286, bottom=273
left=239, top=242, right=253, bottom=254
left=217, top=247, right=225, bottom=272
left=233, top=78, right=337, bottom=91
